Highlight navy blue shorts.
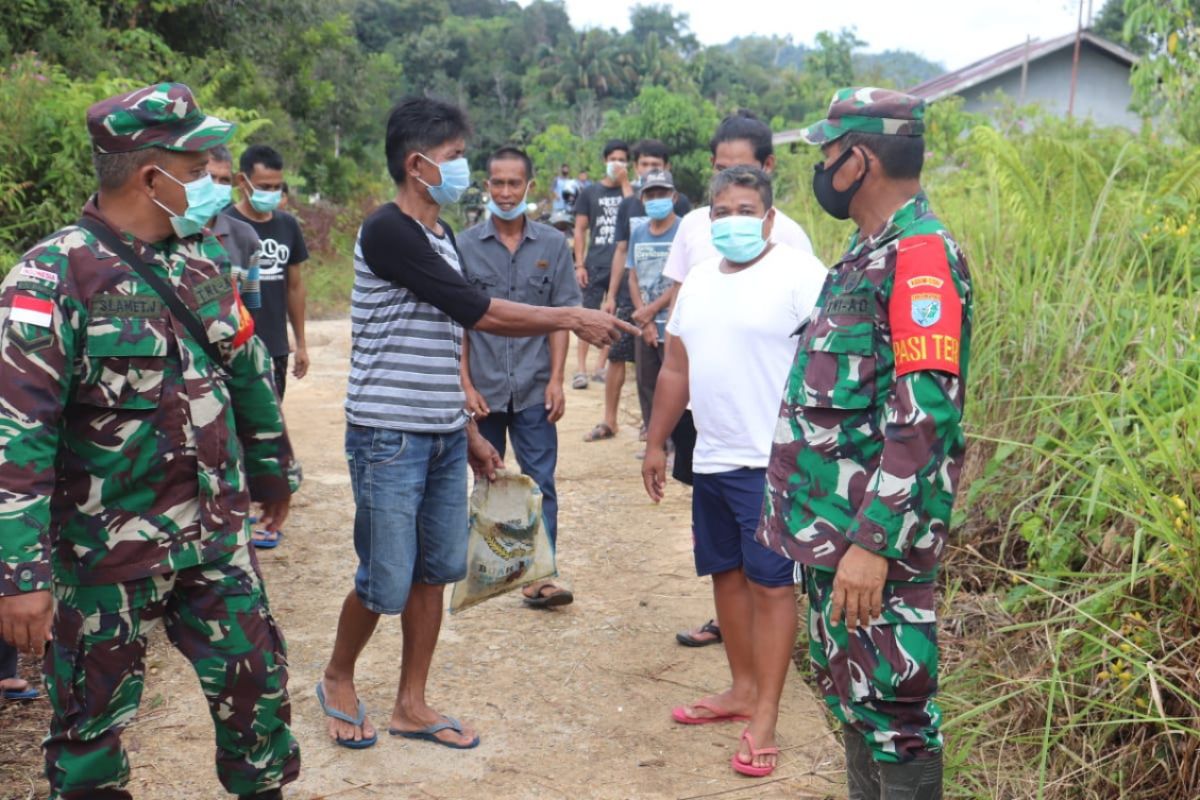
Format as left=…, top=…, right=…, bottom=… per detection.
left=692, top=468, right=798, bottom=588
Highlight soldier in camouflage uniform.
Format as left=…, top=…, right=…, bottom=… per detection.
left=758, top=88, right=973, bottom=799
left=0, top=83, right=300, bottom=800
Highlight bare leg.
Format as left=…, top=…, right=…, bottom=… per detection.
left=737, top=582, right=798, bottom=769
left=680, top=567, right=757, bottom=718
left=321, top=590, right=381, bottom=743
left=603, top=360, right=625, bottom=432
left=389, top=582, right=477, bottom=746
left=577, top=336, right=590, bottom=377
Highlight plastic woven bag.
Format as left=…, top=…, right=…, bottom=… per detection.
left=449, top=471, right=556, bottom=613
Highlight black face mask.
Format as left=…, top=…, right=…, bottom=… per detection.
left=812, top=145, right=868, bottom=220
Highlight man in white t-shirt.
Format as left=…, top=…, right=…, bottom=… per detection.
left=642, top=167, right=827, bottom=777
left=667, top=110, right=816, bottom=650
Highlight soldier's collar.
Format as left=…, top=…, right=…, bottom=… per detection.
left=848, top=191, right=930, bottom=257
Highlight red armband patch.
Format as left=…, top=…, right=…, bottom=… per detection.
left=889, top=234, right=961, bottom=377
left=231, top=286, right=256, bottom=349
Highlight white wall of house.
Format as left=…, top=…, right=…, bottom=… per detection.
left=961, top=43, right=1141, bottom=130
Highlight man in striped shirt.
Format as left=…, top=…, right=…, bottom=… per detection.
left=317, top=97, right=636, bottom=752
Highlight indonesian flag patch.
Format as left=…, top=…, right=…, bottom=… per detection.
left=889, top=235, right=962, bottom=377
left=10, top=294, right=54, bottom=328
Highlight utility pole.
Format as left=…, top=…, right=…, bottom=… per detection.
left=1068, top=0, right=1084, bottom=118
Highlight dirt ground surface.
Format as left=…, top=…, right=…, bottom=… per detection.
left=0, top=319, right=844, bottom=800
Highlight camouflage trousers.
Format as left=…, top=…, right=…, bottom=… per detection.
left=43, top=546, right=299, bottom=799
left=804, top=566, right=942, bottom=763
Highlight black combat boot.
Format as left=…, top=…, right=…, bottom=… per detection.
left=878, top=751, right=943, bottom=800
left=844, top=725, right=881, bottom=800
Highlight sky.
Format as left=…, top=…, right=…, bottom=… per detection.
left=538, top=0, right=1094, bottom=71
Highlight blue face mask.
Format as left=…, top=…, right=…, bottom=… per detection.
left=644, top=197, right=674, bottom=221
left=211, top=182, right=233, bottom=208
left=487, top=184, right=529, bottom=221
left=153, top=168, right=223, bottom=238
left=418, top=153, right=471, bottom=206
left=711, top=214, right=769, bottom=263
left=243, top=175, right=282, bottom=213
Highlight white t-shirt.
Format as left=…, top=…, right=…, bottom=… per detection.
left=666, top=243, right=828, bottom=474
left=662, top=206, right=814, bottom=284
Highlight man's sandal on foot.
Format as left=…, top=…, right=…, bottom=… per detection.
left=671, top=699, right=751, bottom=725
left=676, top=619, right=722, bottom=647
left=584, top=422, right=615, bottom=442
left=252, top=529, right=282, bottom=550
left=731, top=729, right=779, bottom=777
left=523, top=583, right=574, bottom=608
left=316, top=681, right=377, bottom=749
left=571, top=372, right=588, bottom=389
left=389, top=716, right=480, bottom=750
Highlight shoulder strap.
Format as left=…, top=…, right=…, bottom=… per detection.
left=76, top=217, right=229, bottom=376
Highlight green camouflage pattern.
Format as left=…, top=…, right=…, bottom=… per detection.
left=805, top=567, right=941, bottom=762
left=800, top=87, right=926, bottom=145
left=0, top=196, right=296, bottom=594
left=44, top=546, right=299, bottom=798
left=758, top=191, right=972, bottom=592
left=87, top=83, right=235, bottom=154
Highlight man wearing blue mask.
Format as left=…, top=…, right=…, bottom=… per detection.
left=225, top=145, right=308, bottom=549
left=457, top=147, right=581, bottom=609
left=317, top=96, right=637, bottom=752
left=625, top=169, right=682, bottom=447
left=642, top=166, right=828, bottom=779
left=225, top=145, right=309, bottom=403
left=206, top=146, right=263, bottom=311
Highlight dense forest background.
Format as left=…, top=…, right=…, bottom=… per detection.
left=0, top=0, right=947, bottom=258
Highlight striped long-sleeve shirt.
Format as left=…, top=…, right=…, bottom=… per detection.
left=345, top=203, right=490, bottom=433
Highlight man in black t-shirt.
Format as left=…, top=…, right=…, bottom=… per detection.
left=224, top=145, right=309, bottom=402
left=571, top=139, right=631, bottom=402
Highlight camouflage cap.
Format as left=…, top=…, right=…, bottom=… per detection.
left=799, top=87, right=925, bottom=146
left=87, top=83, right=235, bottom=155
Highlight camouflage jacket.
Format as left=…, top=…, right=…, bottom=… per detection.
left=0, top=197, right=295, bottom=594
left=759, top=192, right=972, bottom=587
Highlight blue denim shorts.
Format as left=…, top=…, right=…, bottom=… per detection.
left=345, top=423, right=469, bottom=614
left=692, top=468, right=799, bottom=588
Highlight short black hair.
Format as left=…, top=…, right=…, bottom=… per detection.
left=633, top=138, right=670, bottom=165
left=710, top=165, right=773, bottom=210
left=208, top=144, right=232, bottom=164
left=838, top=132, right=925, bottom=180
left=239, top=144, right=284, bottom=176
left=487, top=146, right=534, bottom=181
left=603, top=139, right=630, bottom=159
left=710, top=110, right=773, bottom=163
left=385, top=96, right=472, bottom=184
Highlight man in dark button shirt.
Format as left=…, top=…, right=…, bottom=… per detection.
left=459, top=147, right=581, bottom=609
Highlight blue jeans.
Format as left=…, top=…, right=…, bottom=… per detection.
left=345, top=424, right=469, bottom=615
left=476, top=402, right=559, bottom=548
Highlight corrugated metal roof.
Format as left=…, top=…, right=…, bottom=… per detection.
left=907, top=30, right=1137, bottom=102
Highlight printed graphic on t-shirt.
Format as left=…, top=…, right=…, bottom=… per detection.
left=591, top=195, right=623, bottom=248
left=258, top=237, right=292, bottom=282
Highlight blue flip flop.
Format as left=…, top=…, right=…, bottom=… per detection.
left=2, top=686, right=40, bottom=701
left=315, top=681, right=377, bottom=750
left=252, top=529, right=282, bottom=550
left=389, top=716, right=480, bottom=750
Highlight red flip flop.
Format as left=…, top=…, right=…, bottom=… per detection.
left=731, top=729, right=780, bottom=777
left=671, top=699, right=751, bottom=725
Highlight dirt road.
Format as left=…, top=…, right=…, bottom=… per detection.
left=1, top=319, right=843, bottom=800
